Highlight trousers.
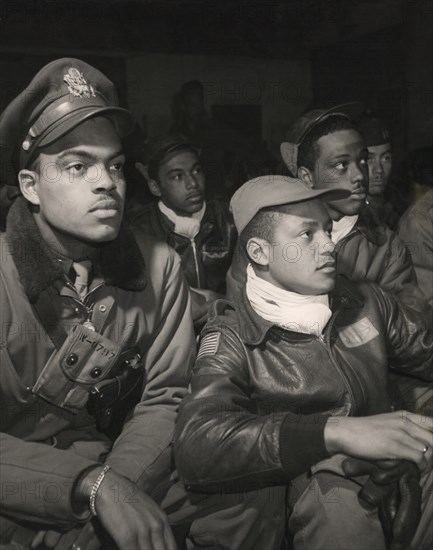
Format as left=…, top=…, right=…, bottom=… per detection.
left=2, top=458, right=432, bottom=550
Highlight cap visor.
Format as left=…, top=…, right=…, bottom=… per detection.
left=253, top=187, right=352, bottom=212
left=37, top=106, right=135, bottom=148
left=313, top=188, right=352, bottom=202
left=147, top=142, right=201, bottom=167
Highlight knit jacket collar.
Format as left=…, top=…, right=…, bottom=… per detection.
left=6, top=197, right=147, bottom=302
left=156, top=201, right=212, bottom=238
left=354, top=205, right=387, bottom=246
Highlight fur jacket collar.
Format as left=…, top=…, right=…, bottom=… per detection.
left=5, top=197, right=147, bottom=302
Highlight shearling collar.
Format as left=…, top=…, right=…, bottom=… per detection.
left=6, top=197, right=147, bottom=302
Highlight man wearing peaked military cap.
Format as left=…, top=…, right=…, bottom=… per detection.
left=0, top=58, right=133, bottom=179
left=0, top=58, right=194, bottom=550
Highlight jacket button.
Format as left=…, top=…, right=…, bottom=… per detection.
left=90, top=367, right=102, bottom=378
left=99, top=304, right=107, bottom=312
left=66, top=353, right=78, bottom=365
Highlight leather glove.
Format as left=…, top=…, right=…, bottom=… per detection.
left=342, top=458, right=422, bottom=550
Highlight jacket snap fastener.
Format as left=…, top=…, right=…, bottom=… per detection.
left=91, top=367, right=102, bottom=378
left=99, top=304, right=107, bottom=312
left=66, top=353, right=78, bottom=365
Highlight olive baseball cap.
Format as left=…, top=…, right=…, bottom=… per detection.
left=230, top=175, right=351, bottom=234
left=357, top=116, right=390, bottom=147
left=144, top=134, right=200, bottom=166
left=280, top=102, right=364, bottom=176
left=0, top=57, right=135, bottom=182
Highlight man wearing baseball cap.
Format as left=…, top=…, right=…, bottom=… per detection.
left=129, top=133, right=237, bottom=330
left=0, top=58, right=195, bottom=549
left=174, top=175, right=433, bottom=550
left=280, top=104, right=433, bottom=414
left=227, top=103, right=423, bottom=318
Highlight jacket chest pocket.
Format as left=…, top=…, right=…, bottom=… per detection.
left=32, top=324, right=122, bottom=413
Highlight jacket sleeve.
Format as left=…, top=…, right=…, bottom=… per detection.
left=398, top=204, right=433, bottom=308
left=369, top=283, right=433, bottom=381
left=382, top=230, right=415, bottom=292
left=225, top=239, right=248, bottom=300
left=0, top=433, right=96, bottom=526
left=173, top=322, right=330, bottom=493
left=106, top=244, right=195, bottom=500
left=378, top=228, right=431, bottom=317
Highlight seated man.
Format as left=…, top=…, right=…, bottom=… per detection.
left=357, top=114, right=399, bottom=228
left=174, top=175, right=433, bottom=550
left=129, top=135, right=237, bottom=329
left=228, top=103, right=419, bottom=308
left=227, top=103, right=429, bottom=412
left=0, top=58, right=195, bottom=550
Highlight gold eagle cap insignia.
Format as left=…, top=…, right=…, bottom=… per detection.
left=64, top=67, right=97, bottom=99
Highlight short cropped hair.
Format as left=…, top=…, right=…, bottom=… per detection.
left=297, top=116, right=358, bottom=172
left=240, top=203, right=295, bottom=262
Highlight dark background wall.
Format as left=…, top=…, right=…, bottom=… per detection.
left=0, top=0, right=431, bottom=165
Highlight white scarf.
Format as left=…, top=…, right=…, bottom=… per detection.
left=331, top=215, right=358, bottom=244
left=246, top=264, right=332, bottom=336
left=158, top=201, right=206, bottom=239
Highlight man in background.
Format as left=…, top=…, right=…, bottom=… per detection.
left=229, top=103, right=418, bottom=307
left=357, top=115, right=399, bottom=227
left=132, top=135, right=237, bottom=330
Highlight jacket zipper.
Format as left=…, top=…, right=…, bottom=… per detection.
left=317, top=312, right=356, bottom=413
left=190, top=238, right=202, bottom=288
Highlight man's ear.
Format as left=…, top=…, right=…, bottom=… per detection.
left=18, top=170, right=40, bottom=205
left=135, top=162, right=162, bottom=198
left=297, top=166, right=314, bottom=188
left=147, top=178, right=162, bottom=198
left=246, top=237, right=271, bottom=267
left=135, top=161, right=149, bottom=180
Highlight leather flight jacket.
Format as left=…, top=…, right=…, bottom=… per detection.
left=129, top=199, right=237, bottom=293
left=174, top=276, right=433, bottom=493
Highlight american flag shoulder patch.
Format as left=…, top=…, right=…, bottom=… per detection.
left=197, top=332, right=221, bottom=359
